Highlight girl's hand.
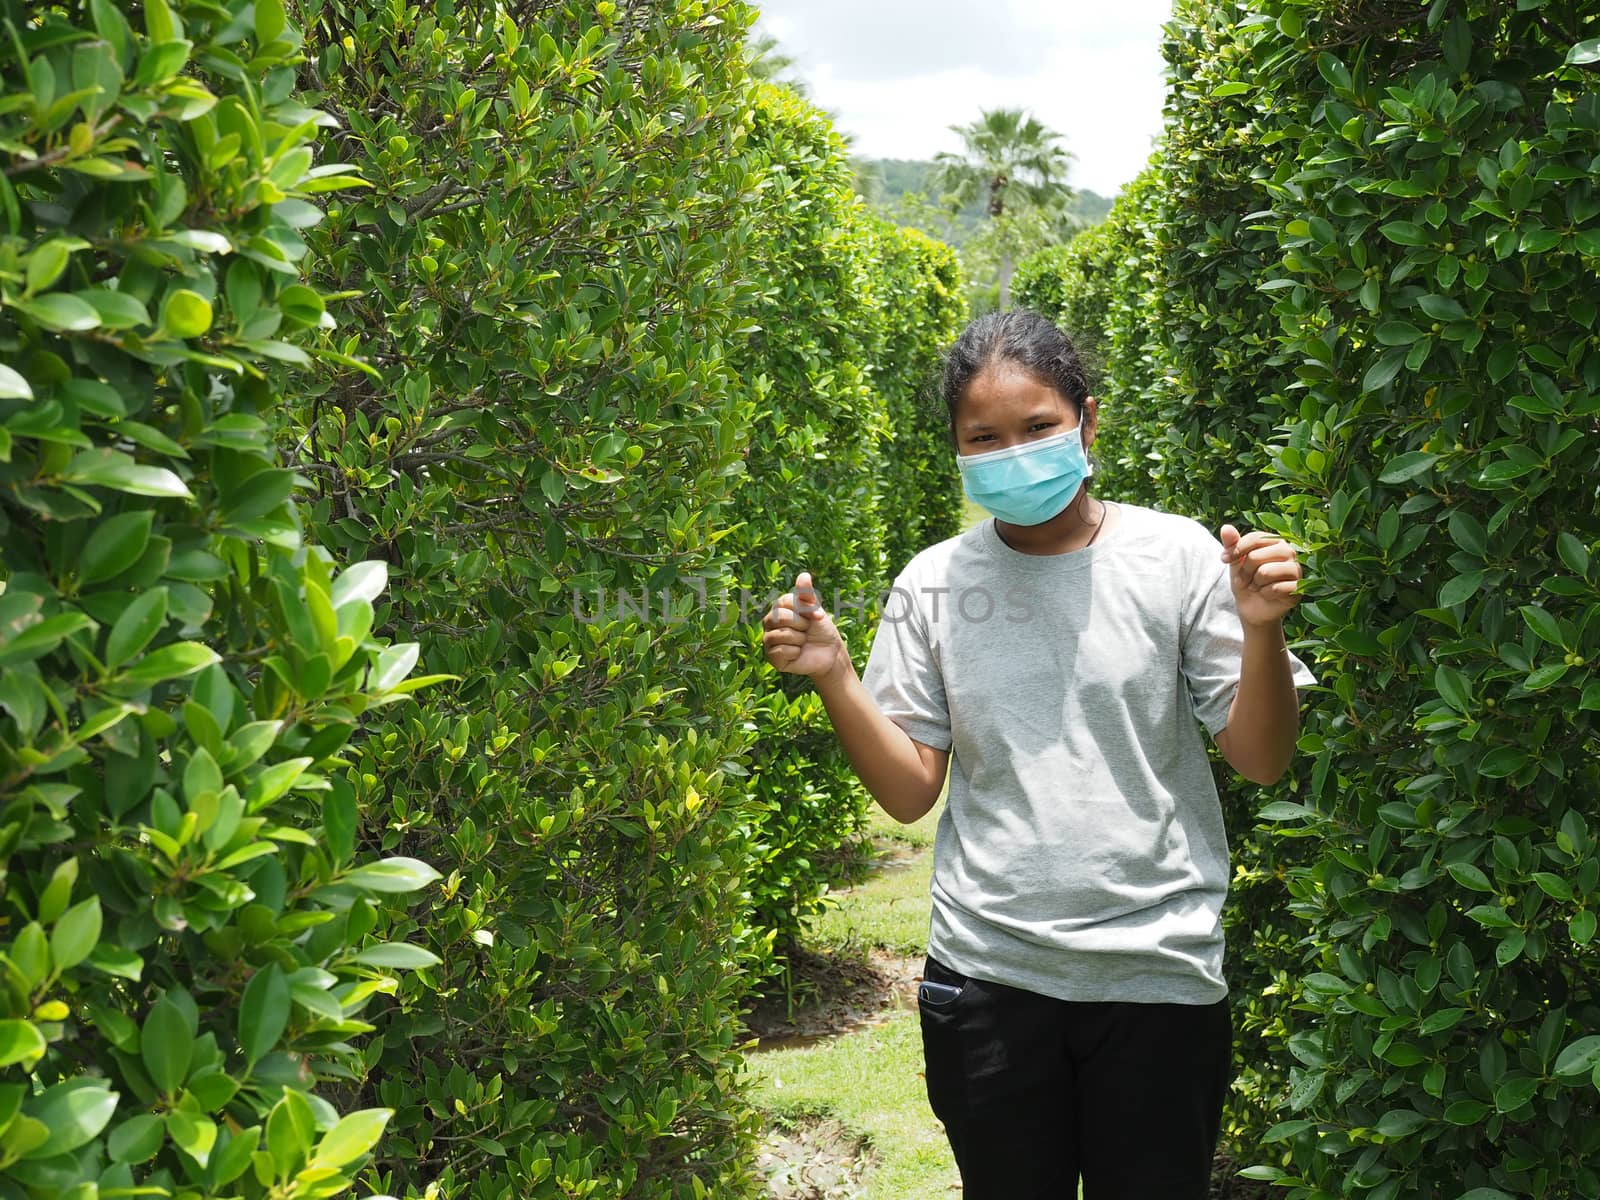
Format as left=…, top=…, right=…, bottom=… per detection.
left=1219, top=525, right=1303, bottom=628
left=762, top=571, right=849, bottom=679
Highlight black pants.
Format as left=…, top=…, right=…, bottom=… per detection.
left=918, top=953, right=1232, bottom=1199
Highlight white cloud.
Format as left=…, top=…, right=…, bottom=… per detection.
left=754, top=0, right=1174, bottom=198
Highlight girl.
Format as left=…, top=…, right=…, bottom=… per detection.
left=759, top=310, right=1316, bottom=1199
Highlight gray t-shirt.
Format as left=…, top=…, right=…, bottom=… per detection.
left=861, top=502, right=1317, bottom=1004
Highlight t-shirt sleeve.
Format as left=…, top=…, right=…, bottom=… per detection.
left=860, top=566, right=953, bottom=752
left=1180, top=527, right=1318, bottom=737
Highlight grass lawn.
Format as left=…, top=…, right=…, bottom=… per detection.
left=808, top=804, right=939, bottom=959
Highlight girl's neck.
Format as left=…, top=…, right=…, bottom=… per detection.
left=994, top=489, right=1112, bottom=556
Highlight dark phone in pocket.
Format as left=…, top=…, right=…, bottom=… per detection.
left=917, top=980, right=964, bottom=1006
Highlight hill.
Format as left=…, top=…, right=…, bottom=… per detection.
left=852, top=157, right=1114, bottom=246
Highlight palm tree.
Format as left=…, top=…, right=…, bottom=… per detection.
left=932, top=108, right=1074, bottom=309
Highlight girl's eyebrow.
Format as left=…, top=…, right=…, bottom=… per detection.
left=963, top=411, right=1059, bottom=433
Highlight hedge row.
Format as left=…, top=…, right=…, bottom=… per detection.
left=729, top=84, right=964, bottom=983
left=0, top=2, right=442, bottom=1198
left=1018, top=2, right=1600, bottom=1196
left=285, top=3, right=962, bottom=1196
left=1, top=2, right=961, bottom=1199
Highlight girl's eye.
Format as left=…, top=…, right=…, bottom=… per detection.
left=1030, top=423, right=1053, bottom=432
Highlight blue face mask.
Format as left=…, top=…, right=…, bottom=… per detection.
left=956, top=425, right=1093, bottom=527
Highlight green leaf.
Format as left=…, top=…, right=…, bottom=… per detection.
left=25, top=241, right=73, bottom=294
left=1434, top=665, right=1472, bottom=712
left=1443, top=1099, right=1491, bottom=1125
left=1261, top=1119, right=1314, bottom=1142
left=63, top=378, right=127, bottom=418
left=87, top=944, right=143, bottom=980
left=277, top=283, right=325, bottom=325
left=119, top=640, right=218, bottom=685
left=1417, top=294, right=1467, bottom=321
left=213, top=1125, right=261, bottom=1185
left=310, top=1108, right=392, bottom=1169
left=0, top=612, right=93, bottom=667
left=105, top=587, right=169, bottom=669
left=49, top=896, right=101, bottom=971
left=1287, top=1070, right=1326, bottom=1111
left=221, top=467, right=297, bottom=522
left=256, top=0, right=288, bottom=44
left=1375, top=321, right=1424, bottom=345
left=1362, top=350, right=1405, bottom=392
left=1519, top=604, right=1566, bottom=647
left=1378, top=450, right=1437, bottom=482
left=1379, top=221, right=1430, bottom=246
left=1568, top=38, right=1600, bottom=65
left=1466, top=904, right=1516, bottom=928
left=1418, top=1007, right=1467, bottom=1035
left=331, top=561, right=388, bottom=608
left=1257, top=801, right=1314, bottom=822
left=108, top=1112, right=167, bottom=1163
left=15, top=292, right=101, bottom=331
left=352, top=942, right=441, bottom=968
left=141, top=999, right=191, bottom=1094
left=239, top=963, right=289, bottom=1067
left=1533, top=872, right=1573, bottom=900
left=1478, top=747, right=1528, bottom=778
left=1316, top=52, right=1352, bottom=91
left=1555, top=1035, right=1600, bottom=1076
left=1439, top=572, right=1484, bottom=607
left=80, top=511, right=155, bottom=585
left=1448, top=510, right=1487, bottom=556
left=371, top=642, right=420, bottom=691
left=1493, top=1075, right=1540, bottom=1112
left=167, top=1109, right=216, bottom=1167
left=1212, top=81, right=1251, bottom=97
left=159, top=288, right=213, bottom=338
left=0, top=364, right=31, bottom=399
left=245, top=757, right=312, bottom=810
left=1571, top=909, right=1597, bottom=946
left=1374, top=1109, right=1426, bottom=1137
left=0, top=1021, right=46, bottom=1068
left=1446, top=862, right=1493, bottom=892
left=79, top=289, right=151, bottom=329
left=62, top=449, right=191, bottom=498
left=27, top=1081, right=119, bottom=1157
left=341, top=857, right=442, bottom=893
left=1556, top=532, right=1589, bottom=576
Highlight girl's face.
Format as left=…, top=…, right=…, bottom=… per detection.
left=955, top=365, right=1097, bottom=457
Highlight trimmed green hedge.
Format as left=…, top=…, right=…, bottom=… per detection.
left=294, top=2, right=769, bottom=1195
left=1014, top=173, right=1163, bottom=509
left=0, top=2, right=439, bottom=1197
left=728, top=85, right=965, bottom=985
left=290, top=5, right=962, bottom=1196
left=870, top=216, right=966, bottom=581
left=1019, top=1, right=1600, bottom=1196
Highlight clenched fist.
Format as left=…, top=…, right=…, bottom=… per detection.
left=1220, top=525, right=1303, bottom=629
left=761, top=571, right=849, bottom=680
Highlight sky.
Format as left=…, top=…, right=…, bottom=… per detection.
left=751, top=0, right=1175, bottom=199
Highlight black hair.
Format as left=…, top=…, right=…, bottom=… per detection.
left=939, top=310, right=1094, bottom=449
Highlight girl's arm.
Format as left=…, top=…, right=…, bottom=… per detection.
left=1211, top=525, right=1305, bottom=785
left=1213, top=619, right=1299, bottom=785
left=813, top=645, right=951, bottom=824
left=762, top=571, right=951, bottom=824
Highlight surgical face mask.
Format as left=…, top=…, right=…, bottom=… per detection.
left=956, top=425, right=1093, bottom=527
